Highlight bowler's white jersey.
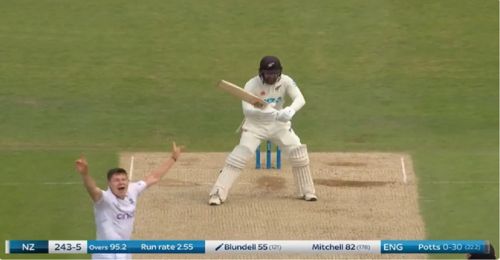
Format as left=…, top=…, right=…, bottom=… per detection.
left=94, top=181, right=147, bottom=240
left=92, top=181, right=146, bottom=259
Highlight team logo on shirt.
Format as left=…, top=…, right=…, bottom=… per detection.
left=129, top=198, right=134, bottom=204
left=260, top=91, right=266, bottom=96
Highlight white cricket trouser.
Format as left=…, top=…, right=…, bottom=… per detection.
left=239, top=119, right=302, bottom=152
left=210, top=119, right=313, bottom=201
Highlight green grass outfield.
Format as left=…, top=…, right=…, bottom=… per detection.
left=0, top=0, right=498, bottom=259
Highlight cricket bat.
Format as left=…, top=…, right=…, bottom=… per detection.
left=217, top=80, right=267, bottom=108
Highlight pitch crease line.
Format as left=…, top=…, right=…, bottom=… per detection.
left=0, top=182, right=80, bottom=186
left=400, top=156, right=408, bottom=184
left=129, top=155, right=135, bottom=181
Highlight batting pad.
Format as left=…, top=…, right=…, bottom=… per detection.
left=209, top=164, right=242, bottom=201
left=119, top=152, right=426, bottom=259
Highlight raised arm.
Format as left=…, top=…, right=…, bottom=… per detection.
left=75, top=156, right=102, bottom=202
left=143, top=142, right=183, bottom=187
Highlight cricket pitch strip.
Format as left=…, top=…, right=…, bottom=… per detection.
left=119, top=152, right=426, bottom=259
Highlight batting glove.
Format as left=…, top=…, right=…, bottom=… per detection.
left=276, top=106, right=296, bottom=122
left=257, top=106, right=279, bottom=122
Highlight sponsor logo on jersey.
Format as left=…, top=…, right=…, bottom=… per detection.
left=116, top=212, right=134, bottom=220
left=264, top=97, right=283, bottom=104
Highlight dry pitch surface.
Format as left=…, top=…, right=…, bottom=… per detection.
left=119, top=152, right=426, bottom=259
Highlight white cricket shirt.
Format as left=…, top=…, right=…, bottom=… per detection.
left=93, top=181, right=147, bottom=240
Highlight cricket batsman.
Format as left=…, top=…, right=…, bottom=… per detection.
left=209, top=55, right=317, bottom=205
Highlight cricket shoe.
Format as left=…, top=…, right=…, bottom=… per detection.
left=208, top=194, right=222, bottom=206
left=304, top=193, right=318, bottom=201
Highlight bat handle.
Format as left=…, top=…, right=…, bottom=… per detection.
left=253, top=102, right=267, bottom=109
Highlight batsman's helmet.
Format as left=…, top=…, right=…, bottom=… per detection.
left=259, top=56, right=282, bottom=81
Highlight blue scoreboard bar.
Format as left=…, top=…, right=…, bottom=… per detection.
left=5, top=240, right=491, bottom=255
